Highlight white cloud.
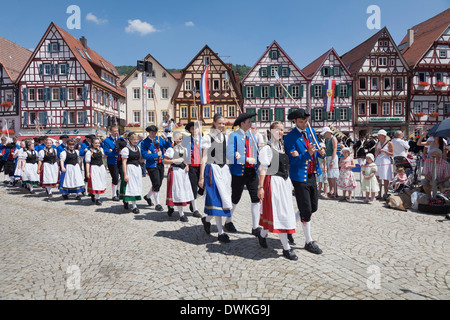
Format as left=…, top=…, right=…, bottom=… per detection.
left=86, top=12, right=108, bottom=25
left=185, top=21, right=195, bottom=27
left=125, top=19, right=159, bottom=35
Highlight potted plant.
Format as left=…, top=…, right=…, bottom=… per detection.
left=1, top=101, right=12, bottom=108
left=436, top=81, right=447, bottom=87
left=414, top=112, right=426, bottom=118
left=429, top=112, right=440, bottom=118
left=418, top=82, right=430, bottom=87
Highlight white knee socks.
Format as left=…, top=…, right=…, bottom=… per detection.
left=112, top=184, right=118, bottom=197
left=302, top=221, right=313, bottom=244
left=279, top=233, right=291, bottom=251
left=178, top=206, right=184, bottom=217
left=46, top=187, right=52, bottom=195
left=215, top=216, right=224, bottom=235
left=153, top=191, right=160, bottom=206
left=251, top=203, right=260, bottom=230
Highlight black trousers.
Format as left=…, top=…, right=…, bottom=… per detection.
left=231, top=167, right=259, bottom=204
left=188, top=165, right=204, bottom=198
left=108, top=161, right=123, bottom=186
left=292, top=174, right=318, bottom=223
left=147, top=162, right=165, bottom=192
left=0, top=160, right=5, bottom=173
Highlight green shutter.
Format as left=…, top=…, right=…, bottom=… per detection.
left=54, top=64, right=59, bottom=75
left=299, top=85, right=304, bottom=98
left=39, top=64, right=43, bottom=76
left=63, top=111, right=67, bottom=125
left=60, top=87, right=67, bottom=101
left=278, top=65, right=283, bottom=77
left=242, top=86, right=247, bottom=99
left=269, top=86, right=275, bottom=98
left=83, top=110, right=88, bottom=124
left=23, top=111, right=28, bottom=126
left=348, top=84, right=353, bottom=97
left=269, top=109, right=273, bottom=121
left=275, top=108, right=285, bottom=121
left=44, top=88, right=51, bottom=101
left=254, top=86, right=261, bottom=98
left=335, top=84, right=340, bottom=98
left=247, top=108, right=256, bottom=115
left=347, top=107, right=352, bottom=120
left=335, top=108, right=341, bottom=120
left=43, top=111, right=48, bottom=125
left=22, top=88, right=27, bottom=102
left=83, top=86, right=88, bottom=100
left=259, top=68, right=263, bottom=77
left=311, top=85, right=315, bottom=99
left=321, top=85, right=326, bottom=98
left=48, top=43, right=51, bottom=53
left=311, top=108, right=316, bottom=121
left=257, top=109, right=262, bottom=121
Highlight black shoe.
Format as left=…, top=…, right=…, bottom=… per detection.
left=192, top=210, right=201, bottom=218
left=218, top=233, right=230, bottom=243
left=304, top=241, right=322, bottom=255
left=155, top=204, right=164, bottom=212
left=201, top=217, right=211, bottom=234
left=132, top=207, right=140, bottom=214
left=62, top=195, right=69, bottom=200
left=123, top=201, right=129, bottom=210
left=180, top=215, right=188, bottom=222
left=112, top=196, right=120, bottom=202
left=30, top=190, right=35, bottom=194
left=48, top=193, right=53, bottom=198
left=75, top=195, right=81, bottom=200
left=257, top=231, right=268, bottom=248
left=282, top=249, right=298, bottom=261
left=252, top=227, right=262, bottom=237
left=95, top=200, right=102, bottom=206
left=144, top=195, right=153, bottom=206
left=224, top=222, right=237, bottom=233
left=287, top=234, right=296, bottom=245
left=167, top=206, right=174, bottom=216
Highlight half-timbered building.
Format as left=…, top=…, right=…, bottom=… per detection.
left=241, top=41, right=308, bottom=132
left=171, top=45, right=242, bottom=126
left=120, top=53, right=178, bottom=132
left=302, top=48, right=353, bottom=135
left=399, top=8, right=450, bottom=136
left=18, top=22, right=126, bottom=139
left=0, top=37, right=32, bottom=136
left=341, top=27, right=410, bottom=138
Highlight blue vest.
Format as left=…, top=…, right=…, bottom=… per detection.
left=141, top=136, right=172, bottom=168
left=226, top=129, right=259, bottom=176
left=284, top=126, right=323, bottom=183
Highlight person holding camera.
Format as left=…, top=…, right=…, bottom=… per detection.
left=162, top=114, right=175, bottom=144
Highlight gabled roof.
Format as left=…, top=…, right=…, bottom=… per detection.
left=302, top=48, right=351, bottom=78
left=340, top=27, right=409, bottom=75
left=241, top=40, right=308, bottom=83
left=399, top=8, right=450, bottom=68
left=0, top=36, right=32, bottom=83
left=18, top=22, right=124, bottom=97
left=119, top=53, right=178, bottom=86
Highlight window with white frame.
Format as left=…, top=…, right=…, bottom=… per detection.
left=314, top=85, right=322, bottom=98
left=292, top=85, right=300, bottom=98
left=436, top=73, right=443, bottom=82
left=147, top=88, right=154, bottom=99
left=394, top=102, right=402, bottom=115
left=340, top=108, right=348, bottom=121
left=29, top=112, right=36, bottom=125
left=204, top=57, right=210, bottom=65
left=228, top=105, right=236, bottom=118
left=185, top=80, right=191, bottom=91
left=28, top=88, right=35, bottom=101
left=429, top=102, right=437, bottom=114
left=271, top=66, right=277, bottom=77
left=261, top=109, right=270, bottom=122
left=396, top=77, right=403, bottom=90
left=133, top=111, right=140, bottom=123
left=68, top=111, right=75, bottom=125
left=148, top=111, right=155, bottom=123
left=77, top=111, right=84, bottom=124
left=261, top=86, right=269, bottom=98
left=384, top=77, right=391, bottom=90
left=247, top=86, right=254, bottom=99
left=161, top=88, right=168, bottom=99
left=133, top=88, right=140, bottom=100
left=181, top=107, right=187, bottom=119
left=275, top=86, right=283, bottom=98
left=261, top=68, right=268, bottom=77
left=413, top=102, right=422, bottom=113
left=440, top=50, right=447, bottom=59
left=340, top=84, right=348, bottom=97
left=328, top=110, right=335, bottom=120
left=315, top=108, right=322, bottom=121
left=203, top=106, right=210, bottom=118
left=60, top=64, right=67, bottom=75
left=372, top=78, right=379, bottom=90
left=68, top=88, right=74, bottom=100
left=191, top=106, right=197, bottom=119
left=212, top=80, right=219, bottom=91
left=358, top=103, right=366, bottom=115
left=37, top=88, right=44, bottom=101
left=52, top=88, right=59, bottom=101
left=44, top=65, right=52, bottom=75
left=223, top=79, right=229, bottom=91
left=382, top=102, right=390, bottom=115
left=216, top=106, right=223, bottom=116
left=379, top=57, right=387, bottom=66
left=282, top=68, right=289, bottom=77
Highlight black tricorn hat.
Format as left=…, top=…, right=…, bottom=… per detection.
left=287, top=109, right=310, bottom=121
left=146, top=125, right=158, bottom=133
left=233, top=113, right=256, bottom=127
left=59, top=135, right=69, bottom=140
left=185, top=122, right=195, bottom=133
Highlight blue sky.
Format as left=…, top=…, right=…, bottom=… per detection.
left=1, top=0, right=449, bottom=69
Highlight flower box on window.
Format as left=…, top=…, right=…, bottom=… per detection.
left=429, top=112, right=440, bottom=118
left=414, top=112, right=426, bottom=118
left=418, top=82, right=430, bottom=87
left=436, top=82, right=447, bottom=87
left=0, top=101, right=12, bottom=108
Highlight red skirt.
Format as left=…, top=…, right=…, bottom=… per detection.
left=259, top=175, right=295, bottom=234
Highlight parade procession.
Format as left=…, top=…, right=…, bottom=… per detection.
left=0, top=3, right=449, bottom=302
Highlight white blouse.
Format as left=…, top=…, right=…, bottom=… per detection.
left=259, top=141, right=284, bottom=170
left=60, top=150, right=80, bottom=163
left=38, top=148, right=56, bottom=161
left=85, top=148, right=104, bottom=163
left=120, top=145, right=140, bottom=159
left=201, top=131, right=228, bottom=150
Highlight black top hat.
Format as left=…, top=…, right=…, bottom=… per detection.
left=59, top=135, right=69, bottom=140
left=233, top=113, right=256, bottom=127
left=146, top=125, right=158, bottom=133
left=287, top=109, right=310, bottom=121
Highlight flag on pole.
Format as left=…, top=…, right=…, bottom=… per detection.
left=324, top=79, right=336, bottom=113
left=200, top=66, right=210, bottom=105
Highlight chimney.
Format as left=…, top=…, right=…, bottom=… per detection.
left=80, top=36, right=87, bottom=48
left=407, top=29, right=414, bottom=48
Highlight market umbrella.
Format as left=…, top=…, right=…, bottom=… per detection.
left=427, top=118, right=450, bottom=137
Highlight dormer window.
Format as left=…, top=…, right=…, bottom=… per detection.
left=204, top=57, right=210, bottom=65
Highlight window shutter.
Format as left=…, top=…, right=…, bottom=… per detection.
left=48, top=43, right=51, bottom=53
left=22, top=88, right=27, bottom=102
left=339, top=67, right=343, bottom=76
left=278, top=65, right=283, bottom=77
left=43, top=111, right=48, bottom=125
left=299, top=85, right=304, bottom=98
left=60, top=87, right=66, bottom=101
left=259, top=68, right=264, bottom=77
left=321, top=67, right=325, bottom=76
left=321, top=85, right=326, bottom=98
left=63, top=111, right=67, bottom=125
left=56, top=43, right=60, bottom=52
left=23, top=112, right=28, bottom=126
left=254, top=86, right=261, bottom=98
left=83, top=86, right=88, bottom=100
left=286, top=67, right=291, bottom=77
left=275, top=108, right=285, bottom=121
left=39, top=64, right=43, bottom=76
left=335, top=108, right=341, bottom=121
left=323, top=110, right=328, bottom=121
left=44, top=88, right=50, bottom=101
left=335, top=84, right=341, bottom=98
left=66, top=63, right=70, bottom=75
left=347, top=108, right=352, bottom=120
left=311, top=85, right=315, bottom=98
left=269, top=86, right=275, bottom=98
left=311, top=109, right=316, bottom=121
left=257, top=109, right=262, bottom=122
left=269, top=109, right=273, bottom=121
left=83, top=110, right=88, bottom=124
left=348, top=84, right=353, bottom=97
left=242, top=86, right=247, bottom=99
left=54, top=64, right=59, bottom=75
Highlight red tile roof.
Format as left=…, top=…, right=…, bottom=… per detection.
left=0, top=36, right=32, bottom=83
left=399, top=8, right=450, bottom=67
